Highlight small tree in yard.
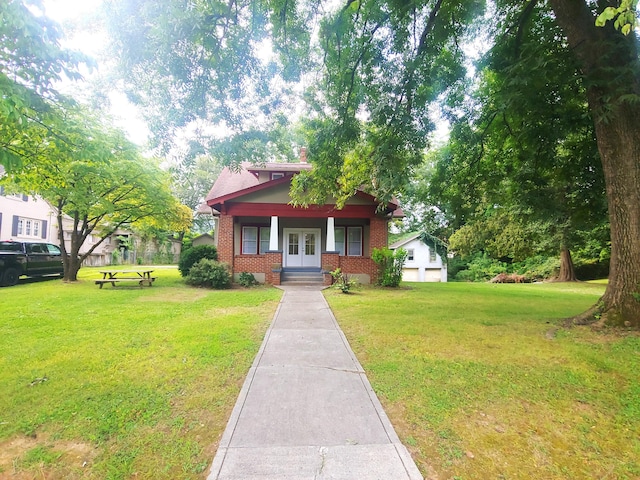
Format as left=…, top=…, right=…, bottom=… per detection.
left=2, top=106, right=186, bottom=281
left=372, top=247, right=407, bottom=287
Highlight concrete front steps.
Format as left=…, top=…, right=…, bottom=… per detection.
left=280, top=267, right=324, bottom=285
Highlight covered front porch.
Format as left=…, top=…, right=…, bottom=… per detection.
left=217, top=207, right=388, bottom=285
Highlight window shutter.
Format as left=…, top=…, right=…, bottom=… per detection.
left=22, top=194, right=28, bottom=202
left=12, top=216, right=19, bottom=236
left=41, top=220, right=47, bottom=239
left=0, top=212, right=2, bottom=237
left=0, top=186, right=4, bottom=195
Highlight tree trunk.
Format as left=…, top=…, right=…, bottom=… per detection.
left=56, top=208, right=84, bottom=282
left=64, top=241, right=83, bottom=282
left=62, top=235, right=83, bottom=282
left=557, top=247, right=577, bottom=282
left=549, top=0, right=640, bottom=327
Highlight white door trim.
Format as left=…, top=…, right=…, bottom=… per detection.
left=283, top=228, right=321, bottom=268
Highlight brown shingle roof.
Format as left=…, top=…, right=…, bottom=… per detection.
left=204, top=162, right=260, bottom=204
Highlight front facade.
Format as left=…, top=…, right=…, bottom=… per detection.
left=390, top=233, right=448, bottom=282
left=204, top=160, right=399, bottom=285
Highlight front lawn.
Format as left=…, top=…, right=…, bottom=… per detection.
left=0, top=267, right=281, bottom=479
left=325, top=282, right=640, bottom=480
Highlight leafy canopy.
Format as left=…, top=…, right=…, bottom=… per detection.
left=0, top=0, right=89, bottom=169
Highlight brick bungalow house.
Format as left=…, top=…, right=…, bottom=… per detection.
left=202, top=154, right=401, bottom=285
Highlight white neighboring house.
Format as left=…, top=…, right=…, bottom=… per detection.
left=0, top=188, right=58, bottom=243
left=390, top=233, right=448, bottom=282
left=0, top=187, right=118, bottom=265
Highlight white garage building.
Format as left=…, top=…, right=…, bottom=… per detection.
left=390, top=233, right=448, bottom=282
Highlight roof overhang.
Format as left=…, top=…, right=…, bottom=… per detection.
left=206, top=175, right=293, bottom=211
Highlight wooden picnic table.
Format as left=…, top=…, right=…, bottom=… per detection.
left=95, top=269, right=156, bottom=288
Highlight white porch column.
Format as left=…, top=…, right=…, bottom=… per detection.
left=269, top=216, right=279, bottom=251
left=326, top=217, right=336, bottom=252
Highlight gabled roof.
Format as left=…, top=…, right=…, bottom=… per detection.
left=193, top=233, right=215, bottom=241
left=205, top=162, right=263, bottom=203
left=389, top=233, right=421, bottom=249
left=205, top=160, right=401, bottom=215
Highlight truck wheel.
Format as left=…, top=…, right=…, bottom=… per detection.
left=2, top=268, right=20, bottom=287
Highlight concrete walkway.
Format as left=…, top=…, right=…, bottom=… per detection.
left=207, top=285, right=423, bottom=480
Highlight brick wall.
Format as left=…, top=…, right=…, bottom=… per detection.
left=217, top=214, right=234, bottom=268
left=369, top=217, right=388, bottom=250
left=234, top=255, right=269, bottom=276
left=234, top=252, right=283, bottom=285
left=265, top=252, right=282, bottom=285
left=322, top=252, right=340, bottom=286
left=339, top=256, right=378, bottom=284
left=320, top=218, right=389, bottom=284
left=321, top=252, right=340, bottom=273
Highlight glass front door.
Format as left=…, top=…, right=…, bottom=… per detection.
left=284, top=228, right=321, bottom=268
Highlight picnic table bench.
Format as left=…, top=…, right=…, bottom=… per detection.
left=95, top=269, right=156, bottom=288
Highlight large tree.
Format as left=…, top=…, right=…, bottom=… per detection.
left=105, top=0, right=639, bottom=326
left=427, top=3, right=608, bottom=282
left=547, top=1, right=639, bottom=325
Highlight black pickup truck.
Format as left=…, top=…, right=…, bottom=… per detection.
left=0, top=241, right=64, bottom=287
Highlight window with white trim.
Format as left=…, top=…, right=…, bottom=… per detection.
left=242, top=226, right=271, bottom=254
left=335, top=227, right=345, bottom=255
left=242, top=226, right=258, bottom=254
left=347, top=227, right=362, bottom=256
left=407, top=249, right=414, bottom=261
left=429, top=248, right=437, bottom=263
left=17, top=217, right=42, bottom=239
left=334, top=226, right=363, bottom=256
left=260, top=227, right=271, bottom=253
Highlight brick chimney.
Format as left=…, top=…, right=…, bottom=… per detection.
left=299, top=147, right=307, bottom=163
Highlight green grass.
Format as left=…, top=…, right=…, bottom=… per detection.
left=0, top=267, right=281, bottom=479
left=325, top=282, right=640, bottom=480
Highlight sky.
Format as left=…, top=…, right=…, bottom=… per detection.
left=43, top=0, right=151, bottom=146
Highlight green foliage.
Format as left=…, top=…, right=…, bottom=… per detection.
left=330, top=268, right=358, bottom=294
left=104, top=0, right=485, bottom=205
left=596, top=1, right=638, bottom=35
left=178, top=245, right=219, bottom=277
left=512, top=256, right=561, bottom=281
left=238, top=272, right=259, bottom=287
left=103, top=0, right=303, bottom=156
left=0, top=0, right=89, bottom=170
left=452, top=253, right=562, bottom=282
left=453, top=253, right=508, bottom=282
left=427, top=2, right=610, bottom=285
left=185, top=259, right=231, bottom=289
left=372, top=247, right=407, bottom=287
left=1, top=103, right=185, bottom=280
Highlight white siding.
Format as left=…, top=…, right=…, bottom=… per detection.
left=391, top=236, right=447, bottom=282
